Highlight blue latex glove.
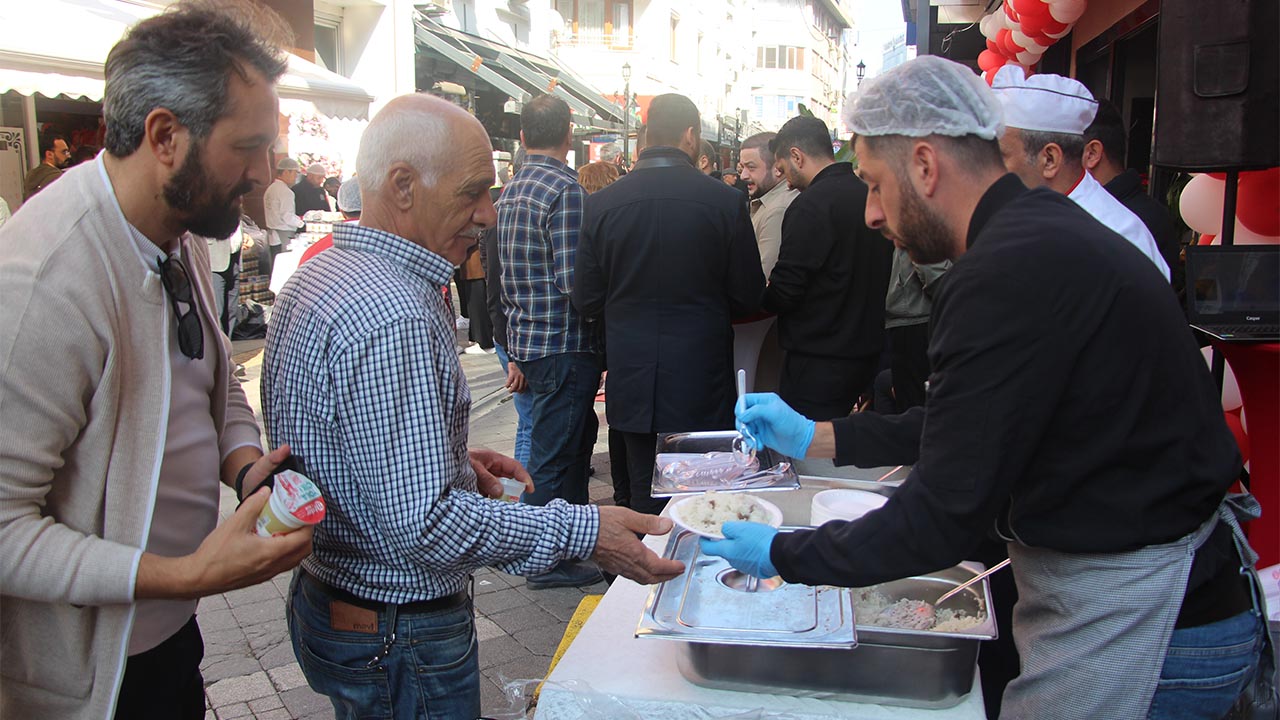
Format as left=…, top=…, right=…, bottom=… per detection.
left=735, top=392, right=815, bottom=458
left=699, top=521, right=780, bottom=578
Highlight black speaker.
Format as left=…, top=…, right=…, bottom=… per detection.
left=1153, top=0, right=1279, bottom=172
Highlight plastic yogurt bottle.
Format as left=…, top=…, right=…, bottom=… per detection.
left=497, top=476, right=524, bottom=503
left=255, top=469, right=327, bottom=537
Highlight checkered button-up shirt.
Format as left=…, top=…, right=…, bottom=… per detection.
left=263, top=223, right=599, bottom=603
left=496, top=155, right=598, bottom=362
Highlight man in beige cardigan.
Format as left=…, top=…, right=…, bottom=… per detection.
left=0, top=4, right=312, bottom=719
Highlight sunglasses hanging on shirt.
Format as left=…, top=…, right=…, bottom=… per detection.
left=157, top=255, right=204, bottom=360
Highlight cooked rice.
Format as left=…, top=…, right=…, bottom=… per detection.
left=854, top=587, right=986, bottom=633
left=680, top=492, right=772, bottom=535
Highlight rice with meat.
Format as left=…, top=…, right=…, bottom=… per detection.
left=854, top=587, right=985, bottom=633
left=680, top=492, right=772, bottom=535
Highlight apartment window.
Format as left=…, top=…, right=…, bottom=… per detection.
left=754, top=95, right=764, bottom=118
left=554, top=1, right=633, bottom=48
left=670, top=13, right=679, bottom=63
left=757, top=45, right=805, bottom=70
left=314, top=8, right=342, bottom=74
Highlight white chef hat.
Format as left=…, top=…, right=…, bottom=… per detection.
left=991, top=66, right=1099, bottom=135
left=848, top=55, right=1004, bottom=140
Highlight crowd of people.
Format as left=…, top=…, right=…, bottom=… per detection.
left=0, top=1, right=1271, bottom=720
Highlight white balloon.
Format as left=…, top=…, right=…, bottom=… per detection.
left=1049, top=0, right=1086, bottom=24
left=1045, top=24, right=1073, bottom=38
left=1017, top=49, right=1044, bottom=65
left=1229, top=221, right=1280, bottom=245
left=1180, top=174, right=1226, bottom=235
left=1010, top=29, right=1034, bottom=50
left=1201, top=347, right=1242, bottom=411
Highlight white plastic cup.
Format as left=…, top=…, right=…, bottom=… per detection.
left=256, top=469, right=326, bottom=537
left=497, top=476, right=524, bottom=503
left=810, top=489, right=888, bottom=526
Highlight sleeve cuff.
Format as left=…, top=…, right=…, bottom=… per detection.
left=565, top=504, right=601, bottom=559
left=126, top=548, right=143, bottom=603
left=830, top=416, right=859, bottom=467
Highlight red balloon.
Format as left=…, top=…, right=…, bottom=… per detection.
left=1014, top=0, right=1050, bottom=19
left=1208, top=172, right=1228, bottom=180
left=1197, top=233, right=1216, bottom=246
left=1042, top=17, right=1069, bottom=35
left=1236, top=167, right=1280, bottom=236
left=979, top=50, right=1007, bottom=73
left=987, top=39, right=1000, bottom=54
left=1020, top=12, right=1048, bottom=35
left=1003, top=0, right=1020, bottom=23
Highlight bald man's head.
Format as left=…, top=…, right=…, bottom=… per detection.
left=355, top=93, right=496, bottom=264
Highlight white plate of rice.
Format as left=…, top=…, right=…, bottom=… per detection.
left=669, top=492, right=783, bottom=540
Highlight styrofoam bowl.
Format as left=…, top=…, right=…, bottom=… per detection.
left=810, top=489, right=889, bottom=526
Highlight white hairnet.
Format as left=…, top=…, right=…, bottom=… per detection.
left=337, top=177, right=361, bottom=213
left=848, top=56, right=1004, bottom=141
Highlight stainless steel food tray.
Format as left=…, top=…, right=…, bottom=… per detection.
left=651, top=431, right=801, bottom=498
left=637, top=528, right=997, bottom=708
left=636, top=529, right=856, bottom=648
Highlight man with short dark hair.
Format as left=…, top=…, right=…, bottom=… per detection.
left=709, top=56, right=1264, bottom=720
left=764, top=115, right=893, bottom=420
left=22, top=133, right=70, bottom=200
left=1084, top=100, right=1181, bottom=289
left=293, top=161, right=330, bottom=215
left=0, top=3, right=312, bottom=718
left=496, top=94, right=604, bottom=588
left=322, top=175, right=341, bottom=211
left=738, top=131, right=797, bottom=279
left=698, top=139, right=718, bottom=176
left=574, top=93, right=765, bottom=515
left=992, top=67, right=1169, bottom=281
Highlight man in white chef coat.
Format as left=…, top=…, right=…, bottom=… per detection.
left=991, top=66, right=1170, bottom=282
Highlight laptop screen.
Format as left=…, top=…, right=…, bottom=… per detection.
left=1186, top=246, right=1280, bottom=324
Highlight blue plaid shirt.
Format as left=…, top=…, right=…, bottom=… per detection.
left=496, top=155, right=598, bottom=361
left=262, top=223, right=599, bottom=603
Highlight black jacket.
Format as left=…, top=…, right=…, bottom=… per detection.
left=293, top=180, right=330, bottom=216
left=573, top=146, right=765, bottom=434
left=1105, top=169, right=1182, bottom=290
left=763, top=162, right=893, bottom=359
left=773, top=175, right=1239, bottom=587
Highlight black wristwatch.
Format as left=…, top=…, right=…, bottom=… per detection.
left=235, top=455, right=304, bottom=506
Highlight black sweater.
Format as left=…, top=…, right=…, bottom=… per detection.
left=773, top=175, right=1240, bottom=587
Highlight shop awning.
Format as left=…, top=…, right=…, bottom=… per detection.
left=415, top=17, right=623, bottom=130
left=0, top=0, right=373, bottom=118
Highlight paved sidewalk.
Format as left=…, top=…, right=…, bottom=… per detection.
left=204, top=340, right=617, bottom=719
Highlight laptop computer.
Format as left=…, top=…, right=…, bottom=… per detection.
left=1185, top=245, right=1280, bottom=342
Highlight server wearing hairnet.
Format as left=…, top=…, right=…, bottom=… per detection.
left=703, top=56, right=1270, bottom=719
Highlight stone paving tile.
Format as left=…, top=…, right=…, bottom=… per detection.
left=280, top=685, right=336, bottom=719
left=488, top=604, right=559, bottom=635
left=474, top=586, right=528, bottom=615
left=479, top=676, right=511, bottom=716
left=487, top=654, right=554, bottom=688
left=477, top=635, right=534, bottom=671
left=267, top=662, right=309, bottom=692
left=199, top=594, right=229, bottom=612
left=474, top=615, right=505, bottom=642
left=257, top=709, right=293, bottom=720
left=244, top=619, right=289, bottom=653
left=206, top=670, right=275, bottom=706
left=256, top=641, right=298, bottom=670
left=214, top=702, right=251, bottom=719
left=224, top=582, right=280, bottom=606
left=248, top=695, right=284, bottom=713
left=199, top=608, right=238, bottom=632
left=230, top=598, right=287, bottom=628
left=201, top=655, right=263, bottom=685
left=513, top=623, right=567, bottom=657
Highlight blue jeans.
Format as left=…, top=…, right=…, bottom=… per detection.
left=287, top=572, right=480, bottom=720
left=1147, top=608, right=1265, bottom=719
left=517, top=352, right=601, bottom=507
left=493, top=343, right=532, bottom=467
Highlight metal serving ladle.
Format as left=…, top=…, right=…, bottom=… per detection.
left=732, top=369, right=758, bottom=465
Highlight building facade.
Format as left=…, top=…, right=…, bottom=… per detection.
left=747, top=0, right=854, bottom=134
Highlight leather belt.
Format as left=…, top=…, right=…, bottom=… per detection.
left=302, top=570, right=469, bottom=615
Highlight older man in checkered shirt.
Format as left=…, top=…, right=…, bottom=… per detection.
left=262, top=94, right=683, bottom=720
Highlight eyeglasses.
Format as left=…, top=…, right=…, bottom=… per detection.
left=157, top=256, right=204, bottom=360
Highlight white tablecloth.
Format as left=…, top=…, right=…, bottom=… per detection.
left=536, top=479, right=986, bottom=720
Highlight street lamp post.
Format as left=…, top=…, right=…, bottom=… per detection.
left=621, top=62, right=632, bottom=166
left=856, top=60, right=866, bottom=87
